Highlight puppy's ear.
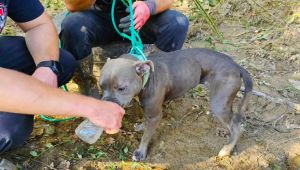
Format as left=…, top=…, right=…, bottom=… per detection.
left=134, top=60, right=154, bottom=75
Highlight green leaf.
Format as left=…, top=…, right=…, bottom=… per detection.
left=77, top=153, right=83, bottom=159
left=208, top=0, right=217, bottom=7
left=95, top=151, right=106, bottom=158
left=88, top=146, right=95, bottom=152
left=123, top=146, right=129, bottom=154
left=44, top=125, right=55, bottom=135
left=30, top=151, right=38, bottom=157
left=119, top=154, right=126, bottom=161
left=45, top=143, right=54, bottom=149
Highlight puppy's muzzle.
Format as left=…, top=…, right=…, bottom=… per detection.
left=102, top=96, right=121, bottom=106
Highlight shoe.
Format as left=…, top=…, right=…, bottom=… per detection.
left=0, top=158, right=17, bottom=170
left=74, top=54, right=101, bottom=99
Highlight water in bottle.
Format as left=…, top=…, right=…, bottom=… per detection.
left=75, top=119, right=103, bottom=144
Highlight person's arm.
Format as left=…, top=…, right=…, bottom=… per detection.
left=17, top=12, right=59, bottom=87
left=65, top=0, right=96, bottom=12
left=153, top=0, right=174, bottom=14
left=18, top=12, right=58, bottom=65
left=0, top=68, right=125, bottom=133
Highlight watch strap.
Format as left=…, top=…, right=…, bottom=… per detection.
left=36, top=60, right=62, bottom=76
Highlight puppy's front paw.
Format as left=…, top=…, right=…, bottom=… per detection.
left=132, top=149, right=146, bottom=161
left=134, top=123, right=145, bottom=132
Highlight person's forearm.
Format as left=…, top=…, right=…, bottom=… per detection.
left=153, top=0, right=174, bottom=14
left=0, top=68, right=93, bottom=117
left=65, top=0, right=96, bottom=12
left=18, top=12, right=59, bottom=64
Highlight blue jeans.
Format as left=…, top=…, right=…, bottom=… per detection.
left=60, top=9, right=189, bottom=60
left=0, top=36, right=77, bottom=154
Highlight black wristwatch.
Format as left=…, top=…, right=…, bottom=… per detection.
left=36, top=60, right=63, bottom=76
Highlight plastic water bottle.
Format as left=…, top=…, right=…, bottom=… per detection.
left=0, top=159, right=17, bottom=170
left=75, top=119, right=104, bottom=144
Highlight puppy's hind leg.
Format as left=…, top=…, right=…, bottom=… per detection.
left=210, top=76, right=241, bottom=157
left=211, top=95, right=240, bottom=157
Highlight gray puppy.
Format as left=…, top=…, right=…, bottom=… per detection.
left=99, top=48, right=253, bottom=161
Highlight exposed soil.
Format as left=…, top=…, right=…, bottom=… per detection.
left=2, top=0, right=300, bottom=169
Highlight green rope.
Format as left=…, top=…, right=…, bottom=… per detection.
left=40, top=11, right=75, bottom=123
left=111, top=0, right=147, bottom=61
left=40, top=115, right=75, bottom=123
left=40, top=85, right=76, bottom=122
left=41, top=1, right=149, bottom=122
left=111, top=0, right=150, bottom=87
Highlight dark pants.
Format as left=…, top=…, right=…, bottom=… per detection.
left=0, top=36, right=77, bottom=154
left=60, top=9, right=189, bottom=60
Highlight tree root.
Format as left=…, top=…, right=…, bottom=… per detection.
left=241, top=87, right=300, bottom=113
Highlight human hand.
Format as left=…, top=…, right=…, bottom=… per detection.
left=66, top=0, right=96, bottom=12
left=85, top=100, right=125, bottom=134
left=119, top=1, right=151, bottom=33
left=32, top=67, right=58, bottom=88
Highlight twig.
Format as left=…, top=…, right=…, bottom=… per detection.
left=274, top=137, right=300, bottom=146
left=192, top=0, right=224, bottom=42
left=248, top=0, right=285, bottom=25
left=179, top=110, right=198, bottom=123
left=8, top=153, right=58, bottom=170
left=179, top=105, right=202, bottom=123
left=285, top=119, right=300, bottom=130
left=272, top=114, right=286, bottom=127
left=234, top=31, right=251, bottom=37
left=30, top=160, right=57, bottom=170
left=246, top=117, right=292, bottom=134
left=240, top=87, right=300, bottom=113
left=202, top=83, right=300, bottom=112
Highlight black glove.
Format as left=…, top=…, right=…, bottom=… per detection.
left=119, top=9, right=132, bottom=33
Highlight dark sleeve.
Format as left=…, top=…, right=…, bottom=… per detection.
left=8, top=0, right=45, bottom=23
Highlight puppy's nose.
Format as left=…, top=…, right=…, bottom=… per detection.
left=102, top=97, right=120, bottom=105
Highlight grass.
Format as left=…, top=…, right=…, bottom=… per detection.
left=192, top=0, right=224, bottom=42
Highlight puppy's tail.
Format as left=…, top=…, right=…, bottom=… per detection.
left=238, top=66, right=253, bottom=114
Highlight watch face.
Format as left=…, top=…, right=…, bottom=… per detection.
left=53, top=61, right=62, bottom=74
left=53, top=61, right=63, bottom=76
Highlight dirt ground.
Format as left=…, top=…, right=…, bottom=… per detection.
left=2, top=0, right=300, bottom=169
